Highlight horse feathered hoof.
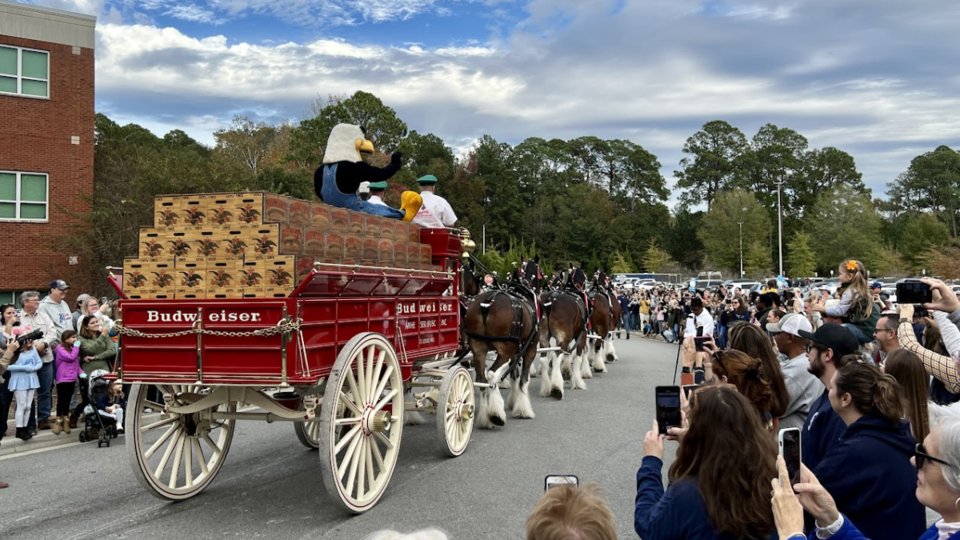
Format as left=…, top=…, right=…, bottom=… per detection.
left=593, top=367, right=603, bottom=373
left=490, top=415, right=505, bottom=427
left=561, top=367, right=571, bottom=381
left=550, top=387, right=563, bottom=400
left=606, top=355, right=615, bottom=363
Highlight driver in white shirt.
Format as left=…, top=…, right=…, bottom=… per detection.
left=412, top=175, right=457, bottom=229
left=684, top=296, right=715, bottom=339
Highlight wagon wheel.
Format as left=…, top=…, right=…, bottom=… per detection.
left=319, top=333, right=405, bottom=514
left=126, top=384, right=236, bottom=501
left=294, top=398, right=322, bottom=450
left=436, top=366, right=475, bottom=457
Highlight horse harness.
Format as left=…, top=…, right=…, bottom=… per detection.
left=464, top=287, right=540, bottom=377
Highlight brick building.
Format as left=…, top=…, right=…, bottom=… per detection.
left=0, top=0, right=95, bottom=307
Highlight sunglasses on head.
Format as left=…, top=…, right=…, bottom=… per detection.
left=915, top=443, right=951, bottom=470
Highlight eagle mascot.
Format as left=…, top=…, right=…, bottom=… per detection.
left=314, top=123, right=422, bottom=221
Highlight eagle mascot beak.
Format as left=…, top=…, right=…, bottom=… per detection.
left=356, top=138, right=375, bottom=159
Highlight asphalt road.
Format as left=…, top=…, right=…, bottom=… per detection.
left=0, top=334, right=682, bottom=540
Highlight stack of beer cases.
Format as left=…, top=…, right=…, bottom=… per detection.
left=122, top=192, right=436, bottom=300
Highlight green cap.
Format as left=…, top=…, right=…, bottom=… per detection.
left=417, top=175, right=438, bottom=184
left=368, top=181, right=388, bottom=190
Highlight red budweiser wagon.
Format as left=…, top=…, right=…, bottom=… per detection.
left=109, top=228, right=477, bottom=513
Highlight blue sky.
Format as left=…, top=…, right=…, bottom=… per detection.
left=20, top=0, right=960, bottom=205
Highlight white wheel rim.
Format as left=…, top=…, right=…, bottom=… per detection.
left=320, top=334, right=404, bottom=513
left=127, top=384, right=235, bottom=500
left=438, top=367, right=475, bottom=457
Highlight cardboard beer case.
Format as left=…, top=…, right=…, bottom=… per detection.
left=303, top=228, right=325, bottom=257
left=239, top=259, right=266, bottom=298
left=263, top=256, right=298, bottom=297
left=174, top=258, right=207, bottom=299
left=377, top=238, right=395, bottom=266
left=330, top=207, right=350, bottom=232
left=311, top=204, right=331, bottom=230
left=347, top=210, right=365, bottom=235
left=205, top=257, right=243, bottom=299
left=324, top=232, right=346, bottom=260
left=344, top=233, right=364, bottom=261
left=361, top=236, right=379, bottom=263
left=288, top=198, right=311, bottom=227
left=408, top=222, right=422, bottom=244
left=154, top=196, right=182, bottom=230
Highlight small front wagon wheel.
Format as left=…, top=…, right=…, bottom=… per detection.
left=294, top=419, right=321, bottom=450
left=126, top=384, right=236, bottom=501
left=319, top=333, right=405, bottom=514
left=436, top=366, right=475, bottom=457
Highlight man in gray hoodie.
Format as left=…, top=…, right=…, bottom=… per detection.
left=36, top=280, right=72, bottom=430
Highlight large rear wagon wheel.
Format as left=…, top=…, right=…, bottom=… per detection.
left=436, top=366, right=475, bottom=457
left=319, top=333, right=405, bottom=514
left=126, top=384, right=235, bottom=501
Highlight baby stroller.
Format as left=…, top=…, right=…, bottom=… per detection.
left=78, top=370, right=119, bottom=447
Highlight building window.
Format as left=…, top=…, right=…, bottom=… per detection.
left=0, top=171, right=48, bottom=221
left=0, top=45, right=49, bottom=98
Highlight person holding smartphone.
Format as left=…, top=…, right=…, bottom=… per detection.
left=636, top=386, right=778, bottom=539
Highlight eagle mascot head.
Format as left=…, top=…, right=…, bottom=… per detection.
left=323, top=124, right=374, bottom=164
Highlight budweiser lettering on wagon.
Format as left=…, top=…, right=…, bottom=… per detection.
left=145, top=309, right=264, bottom=323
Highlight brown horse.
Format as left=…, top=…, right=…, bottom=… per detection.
left=463, top=288, right=539, bottom=428
left=538, top=288, right=588, bottom=398
left=586, top=288, right=616, bottom=375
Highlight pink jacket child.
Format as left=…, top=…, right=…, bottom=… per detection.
left=55, top=342, right=81, bottom=384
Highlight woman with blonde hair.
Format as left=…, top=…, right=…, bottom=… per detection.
left=527, top=483, right=616, bottom=540
left=883, top=349, right=931, bottom=444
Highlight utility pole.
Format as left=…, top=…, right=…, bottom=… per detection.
left=776, top=179, right=784, bottom=277
left=738, top=206, right=747, bottom=277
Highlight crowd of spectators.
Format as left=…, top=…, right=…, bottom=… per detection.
left=1, top=280, right=122, bottom=489
left=629, top=258, right=960, bottom=540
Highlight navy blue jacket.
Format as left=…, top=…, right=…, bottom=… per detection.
left=813, top=413, right=925, bottom=540
left=801, top=388, right=846, bottom=470
left=635, top=456, right=777, bottom=540
left=804, top=515, right=958, bottom=540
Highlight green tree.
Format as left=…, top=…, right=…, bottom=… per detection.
left=872, top=246, right=911, bottom=278
left=805, top=185, right=883, bottom=273
left=744, top=240, right=770, bottom=278
left=288, top=91, right=408, bottom=170
left=213, top=115, right=277, bottom=175
left=736, top=123, right=809, bottom=212
left=609, top=251, right=633, bottom=273
left=899, top=212, right=951, bottom=269
left=644, top=240, right=676, bottom=273
left=785, top=231, right=816, bottom=278
left=664, top=209, right=706, bottom=270
left=697, top=190, right=770, bottom=274
left=795, top=147, right=866, bottom=219
left=675, top=120, right=748, bottom=210
left=886, top=145, right=960, bottom=237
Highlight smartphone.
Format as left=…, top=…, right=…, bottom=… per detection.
left=656, top=386, right=682, bottom=435
left=897, top=281, right=932, bottom=305
left=681, top=384, right=698, bottom=399
left=778, top=428, right=802, bottom=486
left=544, top=474, right=579, bottom=491
left=693, top=336, right=709, bottom=351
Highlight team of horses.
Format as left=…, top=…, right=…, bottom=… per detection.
left=459, top=257, right=622, bottom=429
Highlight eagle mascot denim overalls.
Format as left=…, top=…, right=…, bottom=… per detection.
left=313, top=123, right=421, bottom=221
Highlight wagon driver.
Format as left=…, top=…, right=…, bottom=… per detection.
left=412, top=175, right=457, bottom=229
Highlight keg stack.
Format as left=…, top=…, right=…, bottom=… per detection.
left=122, top=192, right=434, bottom=299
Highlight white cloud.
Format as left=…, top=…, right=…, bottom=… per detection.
left=71, top=0, right=960, bottom=201
left=163, top=4, right=225, bottom=24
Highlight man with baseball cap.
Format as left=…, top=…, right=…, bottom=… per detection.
left=36, top=279, right=73, bottom=430
left=767, top=313, right=820, bottom=430
left=412, top=175, right=457, bottom=229
left=796, top=323, right=860, bottom=470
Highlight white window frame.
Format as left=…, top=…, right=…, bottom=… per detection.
left=0, top=45, right=50, bottom=99
left=0, top=170, right=49, bottom=222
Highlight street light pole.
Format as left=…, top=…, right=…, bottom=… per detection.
left=482, top=224, right=486, bottom=254
left=776, top=179, right=784, bottom=278
left=738, top=221, right=744, bottom=277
